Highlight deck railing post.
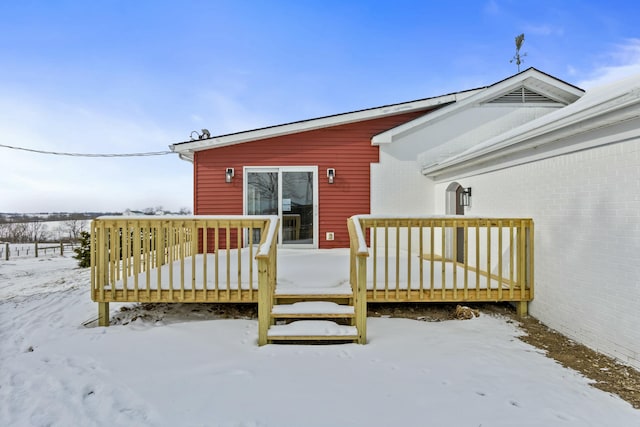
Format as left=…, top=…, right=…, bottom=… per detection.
left=257, top=256, right=270, bottom=346
left=347, top=217, right=368, bottom=344
left=356, top=254, right=367, bottom=344
left=98, top=302, right=110, bottom=327
left=257, top=218, right=278, bottom=346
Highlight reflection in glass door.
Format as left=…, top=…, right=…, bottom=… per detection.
left=245, top=168, right=316, bottom=248
left=247, top=171, right=278, bottom=216
left=282, top=171, right=313, bottom=245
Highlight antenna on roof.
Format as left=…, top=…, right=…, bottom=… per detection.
left=510, top=33, right=527, bottom=72
left=190, top=129, right=212, bottom=141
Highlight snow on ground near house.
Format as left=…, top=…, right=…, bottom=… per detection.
left=1, top=252, right=640, bottom=427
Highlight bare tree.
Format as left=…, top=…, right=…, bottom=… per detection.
left=62, top=219, right=86, bottom=242
left=7, top=222, right=29, bottom=243
left=26, top=221, right=49, bottom=242
left=0, top=223, right=10, bottom=241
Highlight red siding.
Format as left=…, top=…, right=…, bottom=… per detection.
left=194, top=110, right=430, bottom=248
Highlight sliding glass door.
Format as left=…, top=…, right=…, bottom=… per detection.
left=245, top=167, right=317, bottom=248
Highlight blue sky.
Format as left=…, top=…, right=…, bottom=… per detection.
left=1, top=0, right=639, bottom=213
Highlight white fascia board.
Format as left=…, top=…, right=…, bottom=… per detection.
left=427, top=120, right=640, bottom=182
left=372, top=69, right=583, bottom=145
left=169, top=95, right=465, bottom=162
left=422, top=88, right=640, bottom=178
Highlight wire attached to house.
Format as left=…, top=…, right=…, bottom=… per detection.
left=0, top=143, right=174, bottom=157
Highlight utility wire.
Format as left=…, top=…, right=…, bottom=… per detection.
left=0, top=143, right=174, bottom=157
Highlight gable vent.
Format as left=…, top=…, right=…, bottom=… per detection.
left=487, top=87, right=561, bottom=104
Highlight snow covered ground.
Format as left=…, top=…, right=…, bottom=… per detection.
left=1, top=252, right=639, bottom=427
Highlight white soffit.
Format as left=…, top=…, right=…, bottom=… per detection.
left=372, top=68, right=583, bottom=145
left=421, top=73, right=640, bottom=180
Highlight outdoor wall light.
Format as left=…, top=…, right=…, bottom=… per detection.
left=327, top=168, right=335, bottom=184
left=225, top=168, right=235, bottom=183
left=460, top=187, right=472, bottom=206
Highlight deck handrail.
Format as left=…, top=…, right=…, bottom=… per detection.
left=347, top=218, right=368, bottom=344
left=257, top=217, right=279, bottom=345
left=90, top=215, right=280, bottom=328
left=348, top=215, right=534, bottom=315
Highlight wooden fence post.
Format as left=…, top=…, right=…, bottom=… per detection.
left=60, top=241, right=64, bottom=256
left=4, top=242, right=8, bottom=260
left=35, top=242, right=39, bottom=258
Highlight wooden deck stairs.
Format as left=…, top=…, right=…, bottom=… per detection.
left=266, top=284, right=361, bottom=344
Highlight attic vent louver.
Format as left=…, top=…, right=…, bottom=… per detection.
left=488, top=87, right=559, bottom=104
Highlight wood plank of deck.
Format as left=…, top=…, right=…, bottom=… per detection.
left=272, top=301, right=354, bottom=316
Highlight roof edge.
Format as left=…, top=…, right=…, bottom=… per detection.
left=170, top=88, right=484, bottom=157
left=421, top=83, right=640, bottom=178
left=372, top=68, right=584, bottom=145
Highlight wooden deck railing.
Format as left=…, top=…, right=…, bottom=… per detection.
left=347, top=218, right=368, bottom=344
left=348, top=215, right=534, bottom=315
left=90, top=216, right=279, bottom=327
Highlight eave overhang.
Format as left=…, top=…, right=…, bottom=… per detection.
left=421, top=77, right=640, bottom=181
left=372, top=68, right=584, bottom=145
left=169, top=89, right=483, bottom=162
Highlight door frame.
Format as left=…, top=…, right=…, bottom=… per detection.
left=243, top=166, right=319, bottom=248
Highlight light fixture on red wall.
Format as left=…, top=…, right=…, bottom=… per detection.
left=225, top=168, right=235, bottom=183
left=327, top=168, right=335, bottom=184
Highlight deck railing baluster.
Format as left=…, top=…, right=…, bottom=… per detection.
left=463, top=223, right=469, bottom=300
left=237, top=225, right=242, bottom=300
left=406, top=221, right=412, bottom=300
left=225, top=224, right=231, bottom=301
left=441, top=220, right=446, bottom=299
left=498, top=220, right=503, bottom=300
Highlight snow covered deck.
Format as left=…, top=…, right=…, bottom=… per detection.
left=105, top=249, right=517, bottom=294
left=91, top=215, right=533, bottom=343
left=90, top=216, right=280, bottom=327
left=347, top=216, right=534, bottom=308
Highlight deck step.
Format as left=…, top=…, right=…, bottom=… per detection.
left=275, top=284, right=352, bottom=296
left=272, top=301, right=355, bottom=318
left=268, top=320, right=358, bottom=341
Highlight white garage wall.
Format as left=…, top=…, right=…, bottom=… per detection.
left=434, top=139, right=640, bottom=369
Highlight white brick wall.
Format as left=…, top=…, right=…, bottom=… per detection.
left=371, top=151, right=434, bottom=215
left=434, top=138, right=640, bottom=369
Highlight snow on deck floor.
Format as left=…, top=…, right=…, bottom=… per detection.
left=272, top=301, right=354, bottom=315
left=111, top=248, right=508, bottom=292
left=268, top=320, right=358, bottom=337
left=1, top=253, right=640, bottom=426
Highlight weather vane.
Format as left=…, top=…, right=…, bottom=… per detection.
left=510, top=33, right=527, bottom=72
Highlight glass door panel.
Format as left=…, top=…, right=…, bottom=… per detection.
left=247, top=172, right=278, bottom=215
left=282, top=171, right=313, bottom=245
left=247, top=171, right=278, bottom=243
left=245, top=167, right=316, bottom=248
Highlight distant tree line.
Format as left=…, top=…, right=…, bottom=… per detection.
left=0, top=212, right=113, bottom=224
left=0, top=219, right=87, bottom=243
left=0, top=208, right=192, bottom=243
